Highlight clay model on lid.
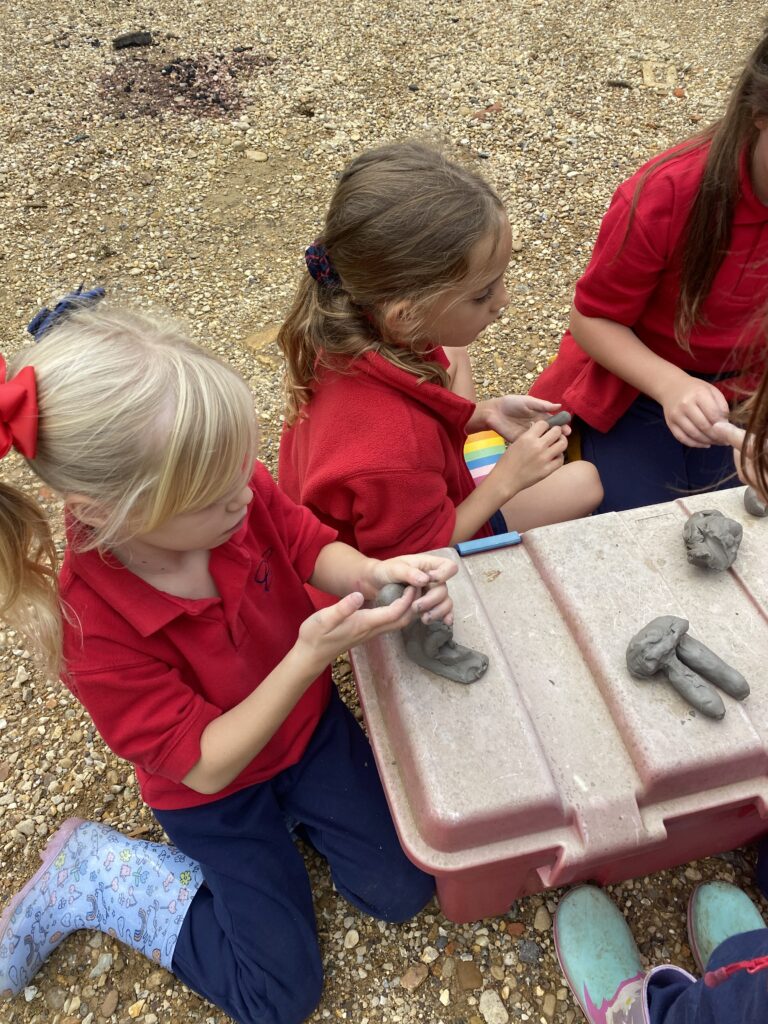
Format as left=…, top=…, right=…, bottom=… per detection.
left=626, top=614, right=750, bottom=718
left=682, top=509, right=743, bottom=570
left=375, top=583, right=489, bottom=684
left=626, top=616, right=726, bottom=719
left=744, top=486, right=768, bottom=518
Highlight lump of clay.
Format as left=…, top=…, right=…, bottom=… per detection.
left=744, top=486, right=768, bottom=518
left=546, top=411, right=572, bottom=428
left=375, top=583, right=489, bottom=684
left=682, top=509, right=742, bottom=570
left=626, top=615, right=725, bottom=719
left=675, top=633, right=749, bottom=700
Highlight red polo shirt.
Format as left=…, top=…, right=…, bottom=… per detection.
left=531, top=143, right=768, bottom=431
left=278, top=347, right=493, bottom=560
left=59, top=462, right=337, bottom=810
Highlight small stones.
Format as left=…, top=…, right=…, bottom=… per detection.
left=88, top=952, right=113, bottom=978
left=421, top=944, right=439, bottom=963
left=343, top=928, right=359, bottom=949
left=518, top=939, right=542, bottom=964
left=245, top=150, right=269, bottom=162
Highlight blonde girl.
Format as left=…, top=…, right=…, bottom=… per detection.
left=0, top=297, right=457, bottom=1024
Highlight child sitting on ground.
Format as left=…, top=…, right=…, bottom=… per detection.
left=278, top=142, right=603, bottom=560
left=0, top=296, right=457, bottom=1024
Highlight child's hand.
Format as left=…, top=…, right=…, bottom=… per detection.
left=367, top=554, right=456, bottom=624
left=492, top=420, right=567, bottom=495
left=296, top=588, right=422, bottom=668
left=472, top=395, right=566, bottom=442
left=711, top=420, right=758, bottom=488
left=657, top=375, right=730, bottom=448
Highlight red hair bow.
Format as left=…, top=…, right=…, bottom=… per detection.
left=0, top=357, right=39, bottom=459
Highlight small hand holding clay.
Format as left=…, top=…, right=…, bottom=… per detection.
left=375, top=583, right=489, bottom=684
left=682, top=510, right=743, bottom=570
left=475, top=395, right=569, bottom=443
left=626, top=615, right=750, bottom=718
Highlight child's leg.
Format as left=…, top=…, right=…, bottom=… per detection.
left=156, top=787, right=323, bottom=1024
left=277, top=690, right=435, bottom=922
left=0, top=819, right=203, bottom=998
left=444, top=347, right=477, bottom=401
left=580, top=393, right=735, bottom=514
left=500, top=459, right=603, bottom=532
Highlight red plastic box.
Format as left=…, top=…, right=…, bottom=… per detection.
left=350, top=487, right=768, bottom=922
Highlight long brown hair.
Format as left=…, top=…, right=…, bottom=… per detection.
left=278, top=142, right=505, bottom=423
left=630, top=27, right=768, bottom=347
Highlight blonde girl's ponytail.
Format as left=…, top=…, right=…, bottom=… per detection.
left=0, top=480, right=61, bottom=679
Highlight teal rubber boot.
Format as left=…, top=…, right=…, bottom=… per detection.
left=555, top=885, right=647, bottom=1023
left=0, top=818, right=203, bottom=999
left=687, top=880, right=767, bottom=972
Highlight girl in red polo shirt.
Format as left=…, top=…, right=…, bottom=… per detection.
left=278, top=142, right=602, bottom=561
left=0, top=297, right=457, bottom=1024
left=530, top=28, right=768, bottom=513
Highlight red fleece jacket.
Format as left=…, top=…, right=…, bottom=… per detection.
left=278, top=348, right=493, bottom=559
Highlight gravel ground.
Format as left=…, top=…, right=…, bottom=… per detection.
left=2, top=1, right=767, bottom=1023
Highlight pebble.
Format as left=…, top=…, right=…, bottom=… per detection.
left=88, top=952, right=113, bottom=978
left=245, top=150, right=269, bottom=162
left=479, top=989, right=510, bottom=1024
left=456, top=959, right=483, bottom=990
left=518, top=940, right=542, bottom=965
left=421, top=945, right=440, bottom=963
left=400, top=963, right=429, bottom=991
left=99, top=989, right=119, bottom=1017
left=344, top=928, right=360, bottom=949
left=533, top=905, right=552, bottom=932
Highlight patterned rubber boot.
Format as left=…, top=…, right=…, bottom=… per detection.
left=687, top=880, right=767, bottom=972
left=0, top=818, right=203, bottom=999
left=554, top=885, right=648, bottom=1023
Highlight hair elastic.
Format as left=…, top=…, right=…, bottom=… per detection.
left=304, top=242, right=341, bottom=289
left=0, top=358, right=38, bottom=459
left=27, top=284, right=106, bottom=342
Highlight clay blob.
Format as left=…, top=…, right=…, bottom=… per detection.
left=626, top=616, right=726, bottom=719
left=744, top=486, right=768, bottom=518
left=545, top=411, right=572, bottom=428
left=682, top=510, right=743, bottom=571
left=375, top=583, right=489, bottom=684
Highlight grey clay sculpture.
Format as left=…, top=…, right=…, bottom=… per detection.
left=375, top=583, right=489, bottom=684
left=682, top=509, right=743, bottom=570
left=744, top=486, right=768, bottom=518
left=626, top=614, right=750, bottom=719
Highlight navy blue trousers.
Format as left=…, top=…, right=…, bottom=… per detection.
left=580, top=391, right=737, bottom=514
left=156, top=691, right=434, bottom=1024
left=646, top=929, right=768, bottom=1023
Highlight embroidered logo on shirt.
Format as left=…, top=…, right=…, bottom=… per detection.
left=254, top=547, right=273, bottom=591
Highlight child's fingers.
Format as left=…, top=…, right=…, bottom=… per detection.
left=712, top=421, right=745, bottom=450
left=318, top=591, right=366, bottom=629
left=413, top=582, right=451, bottom=615
left=420, top=595, right=453, bottom=624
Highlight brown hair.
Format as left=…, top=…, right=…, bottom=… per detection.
left=278, top=141, right=506, bottom=423
left=629, top=26, right=768, bottom=347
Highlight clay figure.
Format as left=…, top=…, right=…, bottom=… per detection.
left=546, top=411, right=572, bottom=428
left=375, top=583, right=489, bottom=684
left=626, top=616, right=726, bottom=719
left=682, top=509, right=743, bottom=571
left=675, top=633, right=750, bottom=700
left=744, top=486, right=768, bottom=518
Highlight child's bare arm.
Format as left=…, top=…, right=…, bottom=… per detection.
left=182, top=546, right=457, bottom=795
left=450, top=421, right=566, bottom=543
left=570, top=305, right=729, bottom=447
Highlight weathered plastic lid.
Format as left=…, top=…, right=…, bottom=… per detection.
left=351, top=487, right=768, bottom=877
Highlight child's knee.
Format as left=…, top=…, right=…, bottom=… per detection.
left=234, top=951, right=323, bottom=1024
left=569, top=459, right=603, bottom=513
left=367, top=865, right=435, bottom=924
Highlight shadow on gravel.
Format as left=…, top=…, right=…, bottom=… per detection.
left=101, top=49, right=276, bottom=118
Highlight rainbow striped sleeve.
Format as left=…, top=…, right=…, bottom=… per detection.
left=463, top=430, right=507, bottom=484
